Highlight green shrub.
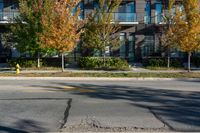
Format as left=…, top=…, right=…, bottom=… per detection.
left=148, top=59, right=167, bottom=67
left=170, top=59, right=182, bottom=67
left=192, top=57, right=200, bottom=67
left=8, top=58, right=40, bottom=68
left=78, top=57, right=101, bottom=69
left=147, top=58, right=182, bottom=68
left=78, top=57, right=129, bottom=70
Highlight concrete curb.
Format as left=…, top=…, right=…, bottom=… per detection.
left=0, top=77, right=199, bottom=81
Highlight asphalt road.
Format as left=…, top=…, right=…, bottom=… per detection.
left=0, top=79, right=200, bottom=132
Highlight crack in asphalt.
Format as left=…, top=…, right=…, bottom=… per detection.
left=60, top=98, right=72, bottom=129
left=148, top=107, right=174, bottom=131
left=127, top=103, right=175, bottom=131
left=63, top=116, right=169, bottom=132
left=0, top=97, right=72, bottom=131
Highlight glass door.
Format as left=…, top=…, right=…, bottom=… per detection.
left=120, top=33, right=126, bottom=58
left=128, top=34, right=135, bottom=62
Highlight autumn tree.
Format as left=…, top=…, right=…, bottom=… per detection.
left=81, top=0, right=121, bottom=65
left=39, top=0, right=83, bottom=71
left=12, top=0, right=52, bottom=68
left=161, top=0, right=176, bottom=68
left=171, top=0, right=200, bottom=72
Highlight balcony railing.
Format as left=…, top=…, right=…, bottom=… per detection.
left=112, top=13, right=137, bottom=22
left=0, top=11, right=20, bottom=22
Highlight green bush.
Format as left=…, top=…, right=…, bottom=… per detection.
left=148, top=58, right=182, bottom=68
left=192, top=57, right=200, bottom=67
left=8, top=58, right=40, bottom=68
left=78, top=57, right=129, bottom=70
left=148, top=59, right=167, bottom=67
left=170, top=59, right=182, bottom=67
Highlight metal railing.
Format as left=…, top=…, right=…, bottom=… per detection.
left=112, top=12, right=137, bottom=22
left=0, top=11, right=20, bottom=21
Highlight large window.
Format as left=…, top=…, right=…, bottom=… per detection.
left=144, top=0, right=151, bottom=24
left=0, top=0, right=3, bottom=11
left=119, top=33, right=135, bottom=60
left=120, top=33, right=126, bottom=58
left=79, top=1, right=84, bottom=19
left=73, top=1, right=84, bottom=20
left=0, top=0, right=3, bottom=20
left=117, top=1, right=135, bottom=13
left=142, top=35, right=155, bottom=57
left=128, top=33, right=135, bottom=62
left=114, top=1, right=136, bottom=22
left=93, top=0, right=99, bottom=9
left=0, top=1, right=19, bottom=21
left=155, top=1, right=162, bottom=24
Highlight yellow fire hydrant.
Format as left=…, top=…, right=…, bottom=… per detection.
left=16, top=64, right=20, bottom=74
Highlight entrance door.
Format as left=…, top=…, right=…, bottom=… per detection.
left=128, top=34, right=135, bottom=63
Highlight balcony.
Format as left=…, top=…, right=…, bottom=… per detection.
left=0, top=11, right=20, bottom=23
left=112, top=12, right=138, bottom=24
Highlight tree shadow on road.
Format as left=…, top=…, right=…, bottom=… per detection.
left=0, top=119, right=48, bottom=133
left=34, top=81, right=200, bottom=132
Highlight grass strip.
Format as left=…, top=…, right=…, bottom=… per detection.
left=0, top=72, right=200, bottom=78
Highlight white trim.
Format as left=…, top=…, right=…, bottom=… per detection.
left=119, top=22, right=139, bottom=25
left=0, top=21, right=16, bottom=24
left=111, top=21, right=139, bottom=25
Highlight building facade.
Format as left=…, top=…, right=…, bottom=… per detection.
left=0, top=0, right=19, bottom=62
left=83, top=0, right=191, bottom=62
left=0, top=0, right=199, bottom=63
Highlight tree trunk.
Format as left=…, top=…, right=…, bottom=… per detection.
left=37, top=52, right=40, bottom=68
left=103, top=42, right=106, bottom=67
left=188, top=52, right=191, bottom=72
left=103, top=52, right=106, bottom=67
left=74, top=49, right=76, bottom=62
left=167, top=48, right=170, bottom=69
left=61, top=53, right=65, bottom=72
left=167, top=55, right=170, bottom=69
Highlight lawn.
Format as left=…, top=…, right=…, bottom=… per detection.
left=0, top=72, right=200, bottom=78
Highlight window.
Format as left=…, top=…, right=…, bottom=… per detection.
left=120, top=33, right=126, bottom=58
left=142, top=36, right=155, bottom=57
left=0, top=1, right=3, bottom=20
left=117, top=1, right=135, bottom=13
left=127, top=2, right=136, bottom=13
left=11, top=3, right=19, bottom=10
left=144, top=0, right=151, bottom=24
left=73, top=1, right=84, bottom=20
left=128, top=33, right=135, bottom=62
left=115, top=1, right=136, bottom=22
left=0, top=0, right=3, bottom=11
left=93, top=1, right=99, bottom=9
left=155, top=1, right=162, bottom=24
left=79, top=1, right=84, bottom=19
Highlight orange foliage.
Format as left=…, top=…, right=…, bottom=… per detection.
left=171, top=0, right=200, bottom=53
left=39, top=0, right=83, bottom=53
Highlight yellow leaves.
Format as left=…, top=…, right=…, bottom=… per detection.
left=169, top=0, right=200, bottom=53
left=39, top=0, right=83, bottom=53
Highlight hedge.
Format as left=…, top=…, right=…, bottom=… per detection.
left=144, top=58, right=183, bottom=68
left=78, top=57, right=130, bottom=70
